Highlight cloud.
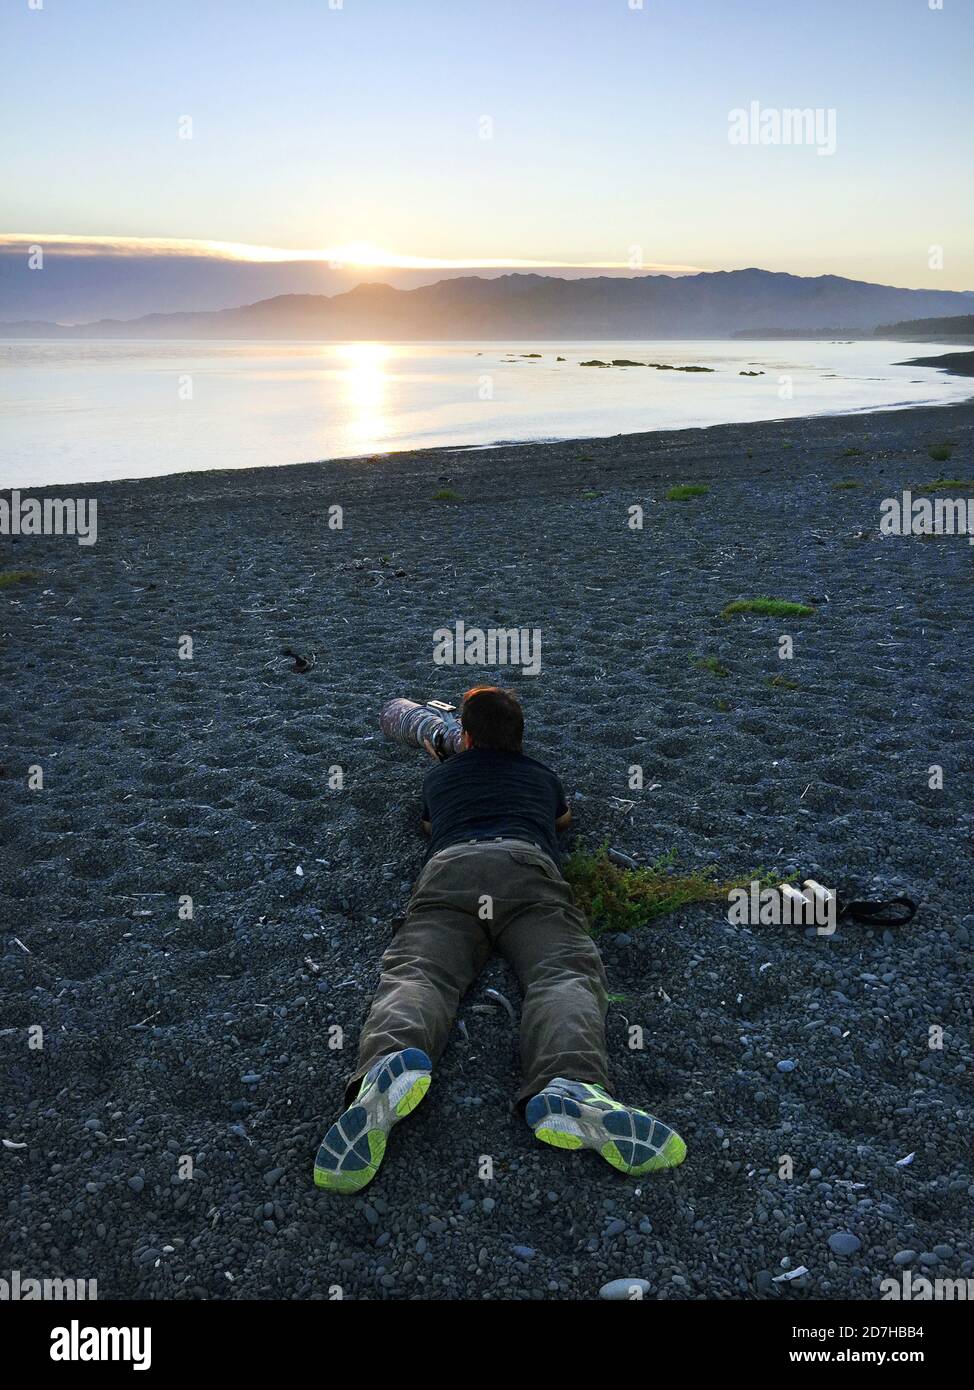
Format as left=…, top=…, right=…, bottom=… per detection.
left=0, top=232, right=704, bottom=275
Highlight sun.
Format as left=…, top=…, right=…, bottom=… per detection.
left=327, top=241, right=392, bottom=268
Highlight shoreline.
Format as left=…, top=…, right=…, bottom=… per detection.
left=10, top=391, right=974, bottom=498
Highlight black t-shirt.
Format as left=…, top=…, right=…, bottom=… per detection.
left=421, top=748, right=569, bottom=865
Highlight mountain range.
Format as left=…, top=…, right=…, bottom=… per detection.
left=2, top=268, right=971, bottom=341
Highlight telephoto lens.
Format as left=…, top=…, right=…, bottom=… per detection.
left=378, top=698, right=465, bottom=759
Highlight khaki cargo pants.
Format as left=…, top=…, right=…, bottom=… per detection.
left=346, top=838, right=610, bottom=1107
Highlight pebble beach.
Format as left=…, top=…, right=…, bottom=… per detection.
left=2, top=399, right=973, bottom=1301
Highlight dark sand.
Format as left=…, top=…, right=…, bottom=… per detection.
left=2, top=402, right=973, bottom=1301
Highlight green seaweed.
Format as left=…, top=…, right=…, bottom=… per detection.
left=721, top=597, right=815, bottom=619
left=665, top=484, right=709, bottom=501
left=695, top=656, right=729, bottom=677
left=564, top=845, right=755, bottom=936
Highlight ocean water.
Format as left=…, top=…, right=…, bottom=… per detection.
left=0, top=338, right=969, bottom=488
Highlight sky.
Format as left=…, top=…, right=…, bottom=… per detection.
left=1, top=0, right=973, bottom=291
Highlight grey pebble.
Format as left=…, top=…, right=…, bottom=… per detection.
left=599, top=1277, right=651, bottom=1300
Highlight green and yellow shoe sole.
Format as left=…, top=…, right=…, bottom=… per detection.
left=313, top=1048, right=431, bottom=1194
left=528, top=1080, right=687, bottom=1176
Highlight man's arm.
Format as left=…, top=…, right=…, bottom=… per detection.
left=420, top=765, right=433, bottom=835
left=555, top=776, right=571, bottom=832
left=420, top=737, right=442, bottom=834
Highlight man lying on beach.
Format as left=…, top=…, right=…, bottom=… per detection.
left=313, top=685, right=687, bottom=1193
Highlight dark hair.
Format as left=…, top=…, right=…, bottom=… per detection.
left=460, top=686, right=524, bottom=753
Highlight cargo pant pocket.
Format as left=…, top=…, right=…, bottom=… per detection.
left=505, top=847, right=564, bottom=883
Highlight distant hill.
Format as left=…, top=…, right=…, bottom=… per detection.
left=732, top=327, right=856, bottom=339
left=874, top=313, right=974, bottom=341
left=2, top=268, right=972, bottom=341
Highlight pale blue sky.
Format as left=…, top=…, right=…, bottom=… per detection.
left=2, top=0, right=972, bottom=287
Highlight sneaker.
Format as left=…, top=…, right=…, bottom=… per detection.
left=526, top=1078, right=686, bottom=1176
left=313, top=1048, right=432, bottom=1193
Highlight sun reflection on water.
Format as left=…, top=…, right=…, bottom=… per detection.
left=337, top=341, right=390, bottom=445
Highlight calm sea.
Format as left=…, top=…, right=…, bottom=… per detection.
left=1, top=338, right=969, bottom=488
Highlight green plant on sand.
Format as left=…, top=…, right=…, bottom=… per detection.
left=564, top=845, right=756, bottom=936
left=721, top=597, right=815, bottom=619
left=919, top=478, right=972, bottom=491
left=432, top=488, right=461, bottom=501
left=833, top=480, right=859, bottom=490
left=768, top=673, right=800, bottom=690
left=695, top=655, right=729, bottom=677
left=665, top=484, right=709, bottom=501
left=928, top=443, right=953, bottom=463
left=0, top=570, right=38, bottom=589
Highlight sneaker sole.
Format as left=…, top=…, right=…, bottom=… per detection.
left=313, top=1048, right=431, bottom=1193
left=526, top=1091, right=686, bottom=1176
